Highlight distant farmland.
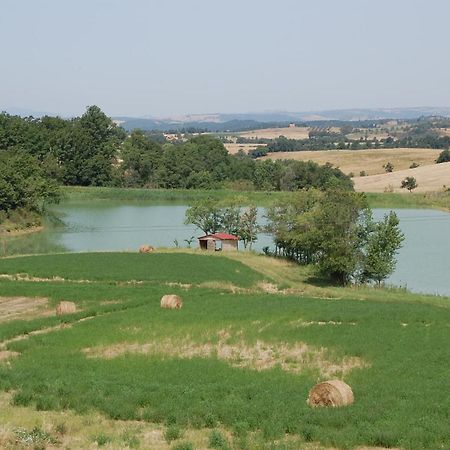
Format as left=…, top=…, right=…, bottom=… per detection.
left=224, top=143, right=266, bottom=154
left=236, top=126, right=310, bottom=140
left=261, top=148, right=441, bottom=176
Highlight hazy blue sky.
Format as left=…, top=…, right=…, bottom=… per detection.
left=1, top=0, right=449, bottom=117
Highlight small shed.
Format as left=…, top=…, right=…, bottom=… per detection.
left=198, top=233, right=239, bottom=251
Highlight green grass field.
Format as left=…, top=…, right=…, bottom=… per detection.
left=62, top=186, right=450, bottom=211
left=0, top=252, right=449, bottom=449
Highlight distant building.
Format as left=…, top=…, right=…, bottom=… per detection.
left=198, top=233, right=239, bottom=251
left=289, top=123, right=296, bottom=128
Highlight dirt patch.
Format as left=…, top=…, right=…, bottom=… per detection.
left=289, top=319, right=357, bottom=327
left=165, top=282, right=192, bottom=289
left=257, top=282, right=279, bottom=294
left=0, top=350, right=19, bottom=361
left=0, top=296, right=51, bottom=322
left=84, top=332, right=368, bottom=378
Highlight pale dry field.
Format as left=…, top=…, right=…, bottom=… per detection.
left=261, top=148, right=441, bottom=176
left=224, top=143, right=266, bottom=154
left=435, top=127, right=450, bottom=137
left=353, top=161, right=450, bottom=193
left=346, top=130, right=391, bottom=140
left=237, top=126, right=310, bottom=140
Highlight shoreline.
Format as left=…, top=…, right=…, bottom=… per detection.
left=61, top=186, right=450, bottom=210
left=0, top=225, right=44, bottom=238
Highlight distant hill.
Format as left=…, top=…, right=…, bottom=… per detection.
left=116, top=107, right=450, bottom=132
left=4, top=106, right=450, bottom=130
left=114, top=117, right=289, bottom=132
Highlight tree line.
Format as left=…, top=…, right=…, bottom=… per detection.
left=0, top=106, right=353, bottom=191
left=248, top=134, right=450, bottom=158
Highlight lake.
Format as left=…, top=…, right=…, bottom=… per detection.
left=1, top=202, right=449, bottom=297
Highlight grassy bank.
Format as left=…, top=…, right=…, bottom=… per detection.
left=0, top=251, right=448, bottom=449
left=61, top=186, right=289, bottom=206
left=62, top=186, right=450, bottom=210
left=0, top=208, right=43, bottom=236
left=365, top=191, right=450, bottom=210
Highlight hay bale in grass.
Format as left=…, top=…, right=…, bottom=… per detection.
left=139, top=245, right=155, bottom=253
left=307, top=380, right=354, bottom=407
left=160, top=295, right=183, bottom=309
left=56, top=301, right=77, bottom=316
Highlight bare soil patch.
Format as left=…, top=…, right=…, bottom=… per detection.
left=0, top=296, right=50, bottom=322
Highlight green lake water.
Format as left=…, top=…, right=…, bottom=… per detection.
left=1, top=202, right=449, bottom=297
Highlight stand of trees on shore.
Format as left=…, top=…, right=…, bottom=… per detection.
left=266, top=189, right=404, bottom=285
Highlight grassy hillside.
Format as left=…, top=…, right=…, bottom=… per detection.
left=0, top=252, right=448, bottom=449
left=262, top=148, right=441, bottom=176
left=353, top=161, right=450, bottom=193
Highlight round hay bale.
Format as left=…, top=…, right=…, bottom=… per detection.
left=307, top=380, right=354, bottom=407
left=56, top=301, right=77, bottom=316
left=160, top=294, right=183, bottom=309
left=139, top=245, right=155, bottom=253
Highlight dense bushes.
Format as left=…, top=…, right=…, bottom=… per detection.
left=436, top=148, right=450, bottom=163
left=0, top=151, right=60, bottom=228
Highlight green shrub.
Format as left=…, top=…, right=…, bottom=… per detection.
left=436, top=148, right=450, bottom=163
left=93, top=433, right=112, bottom=446
left=165, top=425, right=183, bottom=443
left=208, top=429, right=229, bottom=449
left=171, top=442, right=194, bottom=450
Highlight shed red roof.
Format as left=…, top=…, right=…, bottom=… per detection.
left=198, top=233, right=239, bottom=241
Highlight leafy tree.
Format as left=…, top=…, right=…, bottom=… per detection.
left=220, top=204, right=241, bottom=235
left=57, top=106, right=125, bottom=186
left=313, top=189, right=372, bottom=284
left=238, top=206, right=259, bottom=249
left=361, top=212, right=404, bottom=284
left=401, top=176, right=418, bottom=192
left=0, top=151, right=60, bottom=215
left=253, top=160, right=282, bottom=190
left=265, top=190, right=321, bottom=263
left=120, top=130, right=163, bottom=187
left=383, top=162, right=394, bottom=173
left=184, top=199, right=222, bottom=235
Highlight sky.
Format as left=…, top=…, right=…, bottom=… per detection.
left=1, top=0, right=450, bottom=117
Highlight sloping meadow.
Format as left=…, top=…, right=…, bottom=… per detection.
left=0, top=252, right=448, bottom=449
